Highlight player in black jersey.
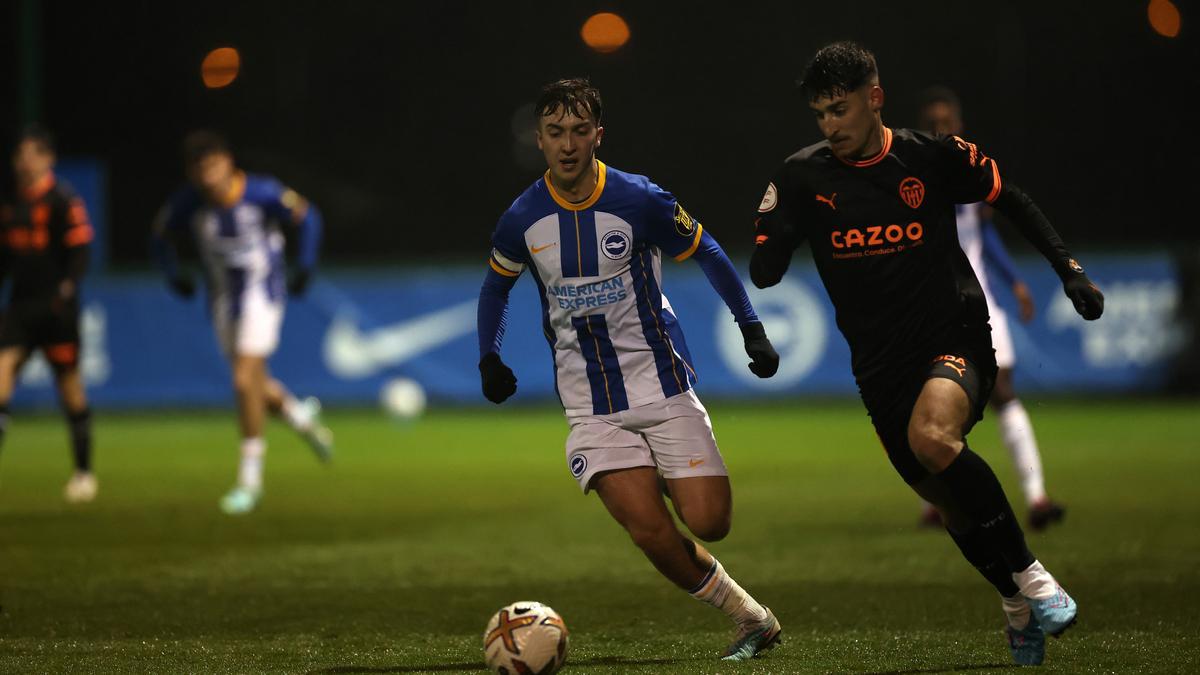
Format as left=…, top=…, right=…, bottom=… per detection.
left=750, top=42, right=1104, bottom=666
left=0, top=126, right=97, bottom=503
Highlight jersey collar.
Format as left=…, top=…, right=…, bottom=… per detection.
left=21, top=172, right=56, bottom=202
left=837, top=126, right=892, bottom=168
left=545, top=160, right=607, bottom=211
left=214, top=171, right=247, bottom=208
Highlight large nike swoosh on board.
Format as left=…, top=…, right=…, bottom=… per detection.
left=323, top=300, right=477, bottom=378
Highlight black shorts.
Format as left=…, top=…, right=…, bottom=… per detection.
left=0, top=300, right=82, bottom=368
left=859, top=328, right=998, bottom=485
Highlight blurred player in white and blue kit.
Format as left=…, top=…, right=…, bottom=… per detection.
left=918, top=87, right=1066, bottom=530
left=477, top=79, right=782, bottom=661
left=152, top=131, right=332, bottom=514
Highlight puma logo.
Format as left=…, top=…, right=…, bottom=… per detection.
left=933, top=354, right=967, bottom=378
left=815, top=193, right=837, bottom=210
left=943, top=362, right=966, bottom=377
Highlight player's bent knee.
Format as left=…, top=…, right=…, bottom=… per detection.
left=675, top=498, right=732, bottom=541
left=907, top=422, right=961, bottom=472
left=686, top=513, right=731, bottom=543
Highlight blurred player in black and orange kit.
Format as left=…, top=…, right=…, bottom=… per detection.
left=0, top=126, right=98, bottom=502
left=916, top=86, right=1066, bottom=531
left=750, top=42, right=1104, bottom=666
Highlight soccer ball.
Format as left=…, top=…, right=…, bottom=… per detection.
left=379, top=377, right=426, bottom=419
left=483, top=601, right=569, bottom=675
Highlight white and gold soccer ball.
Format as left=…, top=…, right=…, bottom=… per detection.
left=483, top=601, right=569, bottom=675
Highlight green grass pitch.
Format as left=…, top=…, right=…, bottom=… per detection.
left=1, top=399, right=1197, bottom=673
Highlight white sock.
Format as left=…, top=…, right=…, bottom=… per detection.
left=280, top=394, right=309, bottom=431
left=997, top=400, right=1047, bottom=505
left=1013, top=559, right=1058, bottom=600
left=689, top=559, right=768, bottom=626
left=1001, top=593, right=1032, bottom=629
left=238, top=437, right=266, bottom=490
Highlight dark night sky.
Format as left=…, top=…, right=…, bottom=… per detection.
left=3, top=1, right=1196, bottom=265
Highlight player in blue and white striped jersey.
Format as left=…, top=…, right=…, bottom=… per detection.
left=918, top=88, right=1065, bottom=531
left=152, top=131, right=331, bottom=515
left=477, top=79, right=782, bottom=662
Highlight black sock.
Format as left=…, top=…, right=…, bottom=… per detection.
left=66, top=408, right=93, bottom=473
left=947, top=526, right=1021, bottom=597
left=0, top=404, right=9, bottom=449
left=937, top=446, right=1034, bottom=573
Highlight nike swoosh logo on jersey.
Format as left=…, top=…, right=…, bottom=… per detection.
left=689, top=458, right=705, bottom=468
left=531, top=242, right=558, bottom=254
left=323, top=300, right=477, bottom=378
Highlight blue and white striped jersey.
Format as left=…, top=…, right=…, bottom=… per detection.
left=488, top=161, right=704, bottom=416
left=156, top=172, right=312, bottom=302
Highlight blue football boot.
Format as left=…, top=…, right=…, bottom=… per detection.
left=1028, top=584, right=1077, bottom=637
left=721, top=607, right=781, bottom=661
left=1006, top=613, right=1046, bottom=666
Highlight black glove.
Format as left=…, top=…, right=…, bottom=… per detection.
left=168, top=275, right=196, bottom=298
left=479, top=352, right=517, bottom=404
left=740, top=321, right=779, bottom=378
left=288, top=268, right=312, bottom=296
left=1056, top=258, right=1104, bottom=321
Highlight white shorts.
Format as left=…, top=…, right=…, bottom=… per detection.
left=564, top=389, right=728, bottom=493
left=211, top=288, right=284, bottom=358
left=989, top=304, right=1015, bottom=369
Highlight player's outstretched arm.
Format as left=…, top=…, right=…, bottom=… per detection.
left=991, top=182, right=1104, bottom=320
left=980, top=220, right=1035, bottom=322
left=149, top=212, right=195, bottom=299
left=477, top=264, right=520, bottom=403
left=980, top=219, right=1021, bottom=290
left=690, top=230, right=779, bottom=378
left=287, top=204, right=323, bottom=295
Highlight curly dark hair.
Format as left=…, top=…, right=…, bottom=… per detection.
left=797, top=41, right=879, bottom=102
left=535, top=78, right=603, bottom=125
left=182, top=129, right=232, bottom=166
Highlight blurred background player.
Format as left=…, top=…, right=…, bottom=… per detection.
left=916, top=86, right=1066, bottom=531
left=751, top=42, right=1104, bottom=665
left=151, top=130, right=331, bottom=514
left=0, top=126, right=97, bottom=502
left=478, top=79, right=782, bottom=661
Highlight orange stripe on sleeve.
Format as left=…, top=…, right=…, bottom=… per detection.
left=64, top=224, right=94, bottom=247
left=68, top=200, right=92, bottom=228
left=985, top=158, right=1002, bottom=204
left=673, top=223, right=704, bottom=262
left=489, top=258, right=520, bottom=277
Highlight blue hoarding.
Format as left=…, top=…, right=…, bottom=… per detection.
left=10, top=255, right=1183, bottom=409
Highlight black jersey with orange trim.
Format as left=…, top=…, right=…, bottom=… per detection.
left=754, top=128, right=1000, bottom=383
left=0, top=173, right=94, bottom=302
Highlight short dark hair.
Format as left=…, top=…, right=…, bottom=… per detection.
left=15, top=124, right=55, bottom=154
left=182, top=129, right=232, bottom=165
left=797, top=41, right=879, bottom=102
left=535, top=78, right=603, bottom=126
left=917, top=85, right=962, bottom=115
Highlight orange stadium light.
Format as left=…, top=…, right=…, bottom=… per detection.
left=1148, top=0, right=1181, bottom=38
left=201, top=47, right=241, bottom=88
left=581, top=12, right=631, bottom=53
